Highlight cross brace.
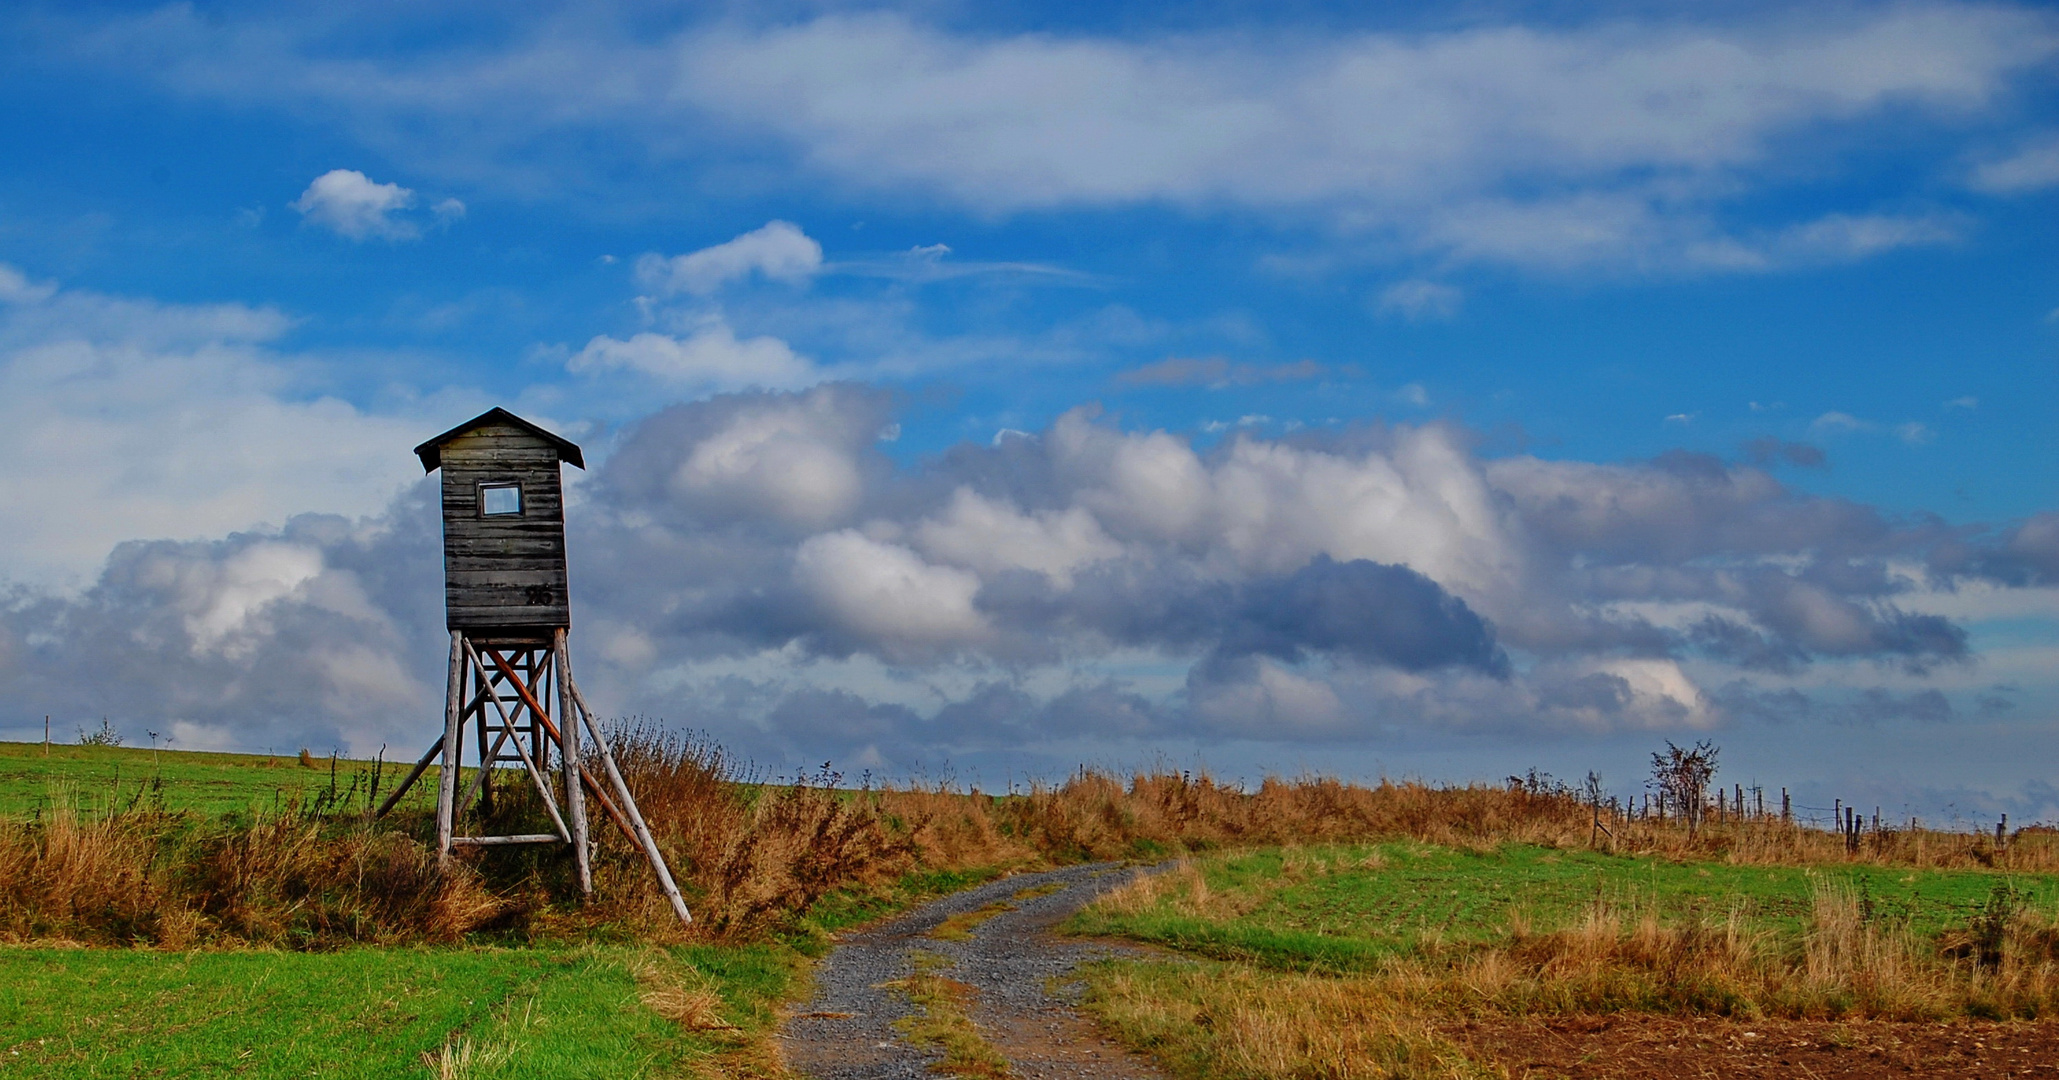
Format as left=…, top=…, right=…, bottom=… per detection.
left=380, top=628, right=689, bottom=924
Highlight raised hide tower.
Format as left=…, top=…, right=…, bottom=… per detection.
left=419, top=408, right=581, bottom=638
left=375, top=408, right=688, bottom=924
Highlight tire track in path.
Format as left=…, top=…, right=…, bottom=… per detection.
left=781, top=861, right=1171, bottom=1080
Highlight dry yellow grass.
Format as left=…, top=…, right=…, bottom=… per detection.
left=1086, top=961, right=1502, bottom=1080
left=1391, top=881, right=2059, bottom=1021
left=884, top=949, right=1014, bottom=1078
left=634, top=951, right=741, bottom=1032
left=929, top=901, right=1016, bottom=942
left=0, top=800, right=502, bottom=947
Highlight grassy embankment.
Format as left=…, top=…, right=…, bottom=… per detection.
left=1068, top=843, right=2059, bottom=1080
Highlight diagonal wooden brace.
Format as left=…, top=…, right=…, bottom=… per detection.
left=462, top=640, right=572, bottom=843
left=478, top=646, right=641, bottom=849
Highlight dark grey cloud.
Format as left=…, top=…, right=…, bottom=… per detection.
left=1708, top=682, right=1960, bottom=727
left=1729, top=572, right=1969, bottom=673
left=1844, top=687, right=1954, bottom=726
left=1740, top=437, right=1827, bottom=468
left=1220, top=556, right=1507, bottom=675
left=1494, top=450, right=1921, bottom=567
left=1946, top=511, right=2059, bottom=587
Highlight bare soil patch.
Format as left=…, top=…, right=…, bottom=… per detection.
left=1445, top=1014, right=2059, bottom=1078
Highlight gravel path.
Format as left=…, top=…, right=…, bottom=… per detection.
left=781, top=862, right=1173, bottom=1080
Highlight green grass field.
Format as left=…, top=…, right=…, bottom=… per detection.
left=1069, top=842, right=2059, bottom=973
left=0, top=942, right=791, bottom=1078
left=0, top=741, right=436, bottom=820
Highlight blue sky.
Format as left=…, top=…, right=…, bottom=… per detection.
left=2, top=1, right=2056, bottom=821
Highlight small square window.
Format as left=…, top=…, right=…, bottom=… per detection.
left=481, top=483, right=523, bottom=516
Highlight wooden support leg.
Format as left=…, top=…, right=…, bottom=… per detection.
left=565, top=674, right=691, bottom=926
left=436, top=631, right=464, bottom=863
left=555, top=629, right=592, bottom=896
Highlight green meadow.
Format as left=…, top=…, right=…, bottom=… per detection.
left=1068, top=841, right=2059, bottom=974
left=0, top=942, right=792, bottom=1078
left=0, top=741, right=435, bottom=820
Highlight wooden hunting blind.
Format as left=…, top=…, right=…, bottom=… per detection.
left=415, top=407, right=582, bottom=637
left=376, top=408, right=689, bottom=923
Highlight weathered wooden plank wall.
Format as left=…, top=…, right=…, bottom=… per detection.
left=439, top=423, right=571, bottom=633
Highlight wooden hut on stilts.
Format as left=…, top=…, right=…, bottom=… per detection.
left=374, top=407, right=689, bottom=924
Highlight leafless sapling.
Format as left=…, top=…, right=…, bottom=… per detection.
left=1650, top=739, right=1719, bottom=837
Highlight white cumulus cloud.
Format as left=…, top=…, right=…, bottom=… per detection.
left=666, top=391, right=871, bottom=529
left=794, top=530, right=987, bottom=653
left=913, top=487, right=1123, bottom=588
left=569, top=318, right=817, bottom=390
left=636, top=221, right=823, bottom=297
left=291, top=169, right=422, bottom=241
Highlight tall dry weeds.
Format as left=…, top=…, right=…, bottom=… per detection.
left=0, top=801, right=501, bottom=947
left=604, top=731, right=951, bottom=934
left=12, top=734, right=2056, bottom=949
left=1395, top=882, right=2059, bottom=1021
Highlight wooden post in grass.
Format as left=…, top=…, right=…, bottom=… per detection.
left=1782, top=788, right=1790, bottom=824
left=435, top=631, right=462, bottom=862
left=381, top=408, right=686, bottom=923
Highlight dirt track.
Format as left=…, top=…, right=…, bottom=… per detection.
left=780, top=861, right=1170, bottom=1079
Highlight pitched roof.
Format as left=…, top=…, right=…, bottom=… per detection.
left=413, top=407, right=586, bottom=472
